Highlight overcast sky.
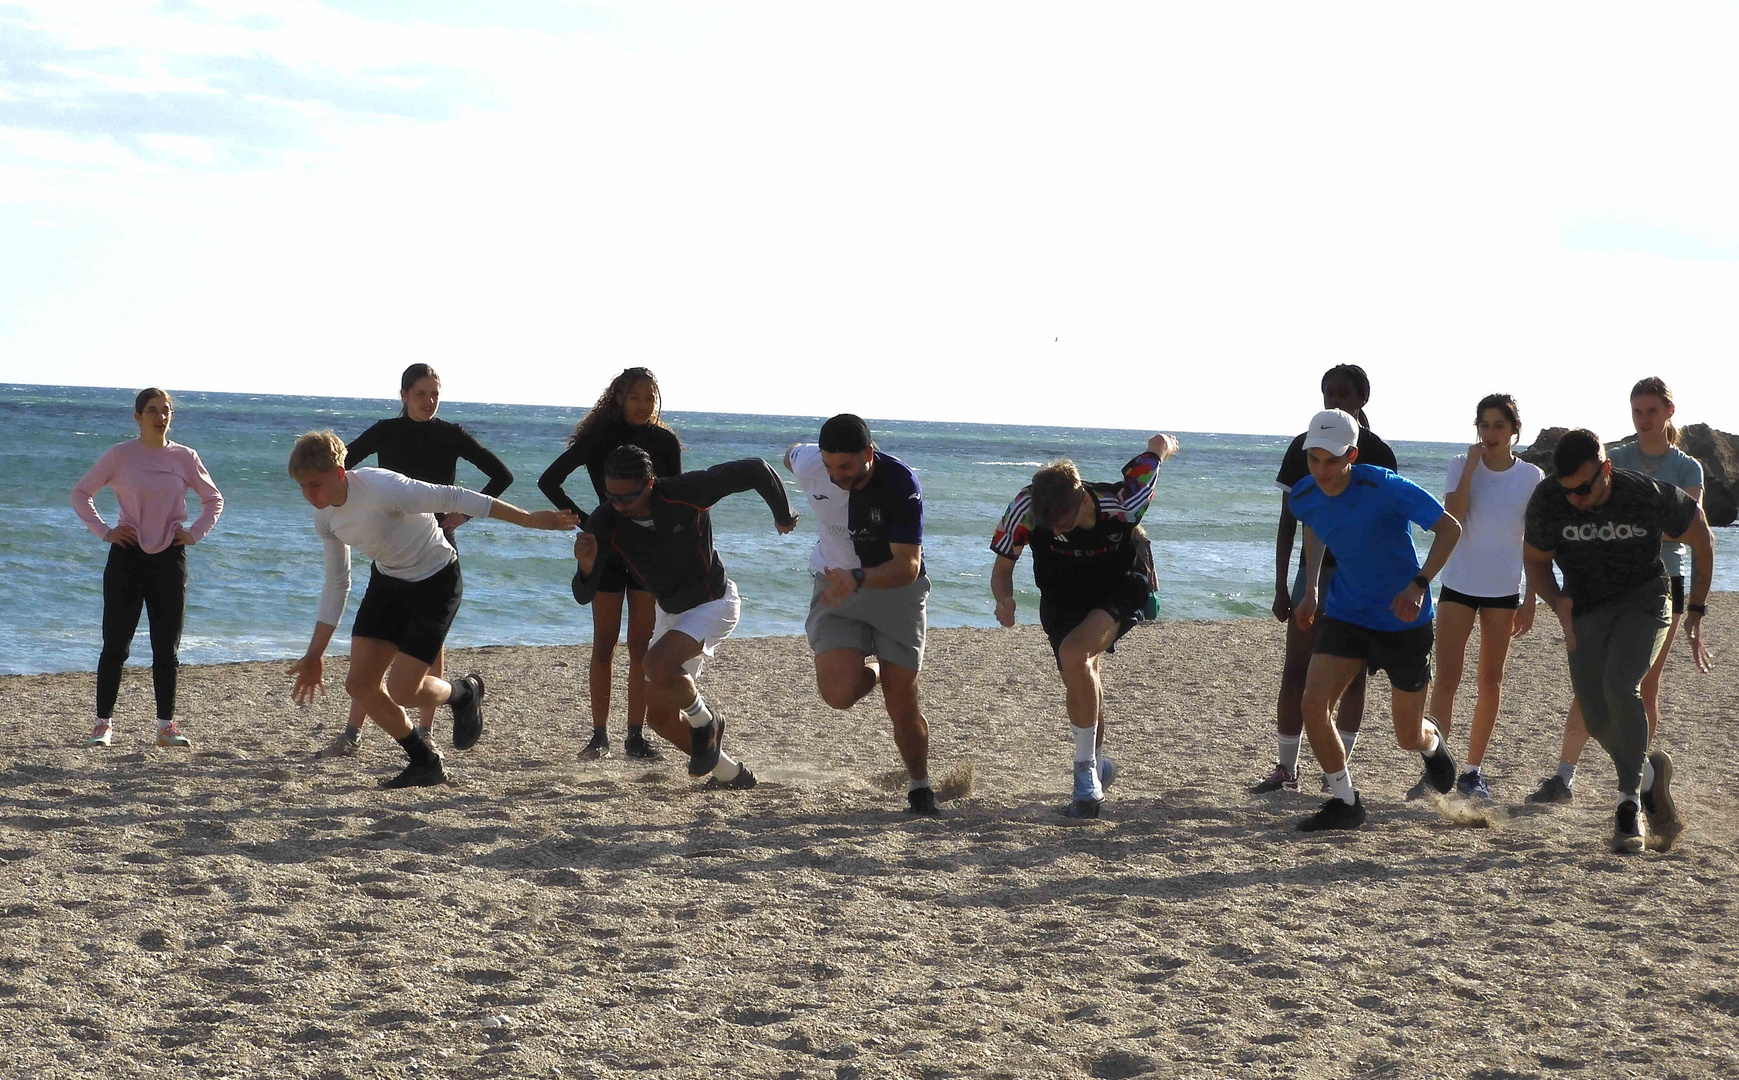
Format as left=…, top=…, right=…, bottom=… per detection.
left=4, top=1, right=1737, bottom=441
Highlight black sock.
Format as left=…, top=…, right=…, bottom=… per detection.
left=397, top=730, right=439, bottom=766
left=446, top=677, right=473, bottom=710
left=628, top=724, right=644, bottom=738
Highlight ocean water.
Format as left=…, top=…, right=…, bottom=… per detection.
left=7, top=384, right=1731, bottom=677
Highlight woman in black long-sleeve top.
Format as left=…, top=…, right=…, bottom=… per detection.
left=315, top=363, right=515, bottom=759
left=539, top=367, right=682, bottom=762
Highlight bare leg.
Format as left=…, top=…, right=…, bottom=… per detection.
left=1429, top=601, right=1477, bottom=734
left=1637, top=613, right=1682, bottom=745
left=1465, top=606, right=1518, bottom=767
left=1300, top=654, right=1364, bottom=777
left=815, top=648, right=879, bottom=710
left=625, top=589, right=656, bottom=729
left=879, top=663, right=929, bottom=783
left=589, top=590, right=625, bottom=733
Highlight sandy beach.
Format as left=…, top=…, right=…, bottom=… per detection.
left=4, top=602, right=1738, bottom=1079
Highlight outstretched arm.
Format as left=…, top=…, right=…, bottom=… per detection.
left=486, top=498, right=579, bottom=531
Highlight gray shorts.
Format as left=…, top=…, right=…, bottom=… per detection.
left=805, top=573, right=930, bottom=671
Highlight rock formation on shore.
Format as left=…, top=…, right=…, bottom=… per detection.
left=1521, top=424, right=1738, bottom=526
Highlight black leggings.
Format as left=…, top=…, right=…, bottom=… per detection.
left=96, top=544, right=187, bottom=721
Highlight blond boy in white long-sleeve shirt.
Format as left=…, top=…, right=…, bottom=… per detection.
left=286, top=431, right=578, bottom=788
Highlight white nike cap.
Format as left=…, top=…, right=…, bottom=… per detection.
left=1302, top=409, right=1359, bottom=456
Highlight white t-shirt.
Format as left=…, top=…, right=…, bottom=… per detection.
left=788, top=443, right=859, bottom=574
left=1439, top=454, right=1544, bottom=598
left=313, top=468, right=494, bottom=625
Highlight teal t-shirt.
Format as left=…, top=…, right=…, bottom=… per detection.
left=1609, top=443, right=1703, bottom=578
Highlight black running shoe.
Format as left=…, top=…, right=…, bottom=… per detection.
left=687, top=714, right=723, bottom=777
left=1066, top=797, right=1102, bottom=819
left=1526, top=774, right=1574, bottom=804
left=702, top=763, right=756, bottom=791
left=1298, top=793, right=1367, bottom=832
left=1612, top=800, right=1646, bottom=854
left=450, top=673, right=485, bottom=750
left=623, top=731, right=662, bottom=761
left=579, top=728, right=611, bottom=760
left=381, top=756, right=448, bottom=789
left=1642, top=749, right=1683, bottom=847
left=906, top=786, right=941, bottom=816
left=1422, top=734, right=1457, bottom=795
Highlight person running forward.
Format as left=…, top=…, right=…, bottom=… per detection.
left=1259, top=364, right=1400, bottom=792
left=990, top=433, right=1178, bottom=819
left=1528, top=377, right=1711, bottom=804
left=1522, top=429, right=1715, bottom=853
left=785, top=414, right=937, bottom=815
left=286, top=431, right=578, bottom=788
left=1426, top=393, right=1543, bottom=800
left=571, top=446, right=799, bottom=790
left=319, top=363, right=515, bottom=758
left=1289, top=409, right=1462, bottom=832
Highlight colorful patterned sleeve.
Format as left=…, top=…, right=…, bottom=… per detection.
left=1107, top=452, right=1161, bottom=524
left=989, top=489, right=1034, bottom=559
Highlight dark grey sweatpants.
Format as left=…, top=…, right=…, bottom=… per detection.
left=1567, top=579, right=1670, bottom=796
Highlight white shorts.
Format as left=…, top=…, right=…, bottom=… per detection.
left=650, top=579, right=741, bottom=677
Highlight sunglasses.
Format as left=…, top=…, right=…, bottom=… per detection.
left=1563, top=465, right=1606, bottom=497
left=605, top=482, right=650, bottom=505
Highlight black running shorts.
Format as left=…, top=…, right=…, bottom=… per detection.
left=1038, top=574, right=1150, bottom=668
left=1437, top=585, right=1521, bottom=611
left=352, top=559, right=463, bottom=665
left=594, top=553, right=649, bottom=595
left=1313, top=616, right=1433, bottom=694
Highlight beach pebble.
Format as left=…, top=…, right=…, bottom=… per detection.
left=484, top=1015, right=512, bottom=1029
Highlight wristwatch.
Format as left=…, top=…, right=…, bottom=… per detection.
left=851, top=568, right=866, bottom=592
left=1412, top=574, right=1430, bottom=590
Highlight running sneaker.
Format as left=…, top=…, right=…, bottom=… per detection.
left=155, top=722, right=191, bottom=748
left=1404, top=773, right=1434, bottom=801
left=86, top=720, right=113, bottom=747
left=1525, top=774, right=1574, bottom=804
left=1455, top=770, right=1491, bottom=799
left=1612, top=800, right=1646, bottom=854
left=1421, top=732, right=1457, bottom=795
left=1252, top=764, right=1299, bottom=793
left=702, top=763, right=756, bottom=791
left=314, top=727, right=362, bottom=759
left=1067, top=760, right=1104, bottom=819
left=1641, top=749, right=1683, bottom=847
left=1097, top=756, right=1118, bottom=792
left=687, top=714, right=724, bottom=777
left=1298, top=793, right=1367, bottom=832
left=450, top=673, right=486, bottom=750
left=579, top=728, right=611, bottom=760
left=906, top=786, right=941, bottom=816
left=381, top=756, right=448, bottom=789
left=624, top=730, right=662, bottom=761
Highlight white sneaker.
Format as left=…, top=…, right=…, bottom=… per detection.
left=86, top=720, right=113, bottom=747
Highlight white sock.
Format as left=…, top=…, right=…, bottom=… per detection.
left=1072, top=725, right=1098, bottom=766
left=1277, top=735, right=1302, bottom=773
left=158, top=718, right=174, bottom=731
left=1325, top=768, right=1357, bottom=805
left=711, top=753, right=741, bottom=782
left=1620, top=792, right=1641, bottom=808
left=683, top=695, right=714, bottom=728
left=909, top=777, right=932, bottom=793
left=1465, top=762, right=1482, bottom=777
left=1556, top=762, right=1577, bottom=785
left=1339, top=729, right=1359, bottom=757
left=1641, top=757, right=1656, bottom=792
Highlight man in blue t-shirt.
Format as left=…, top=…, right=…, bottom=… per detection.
left=1289, top=409, right=1464, bottom=831
left=784, top=414, right=938, bottom=815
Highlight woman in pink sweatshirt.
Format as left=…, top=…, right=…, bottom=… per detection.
left=71, top=388, right=224, bottom=747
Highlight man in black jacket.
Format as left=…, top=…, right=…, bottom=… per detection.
left=572, top=446, right=799, bottom=789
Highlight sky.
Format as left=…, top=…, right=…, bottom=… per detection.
left=3, top=0, right=1738, bottom=441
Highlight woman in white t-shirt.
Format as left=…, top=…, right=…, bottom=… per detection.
left=1427, top=394, right=1543, bottom=799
